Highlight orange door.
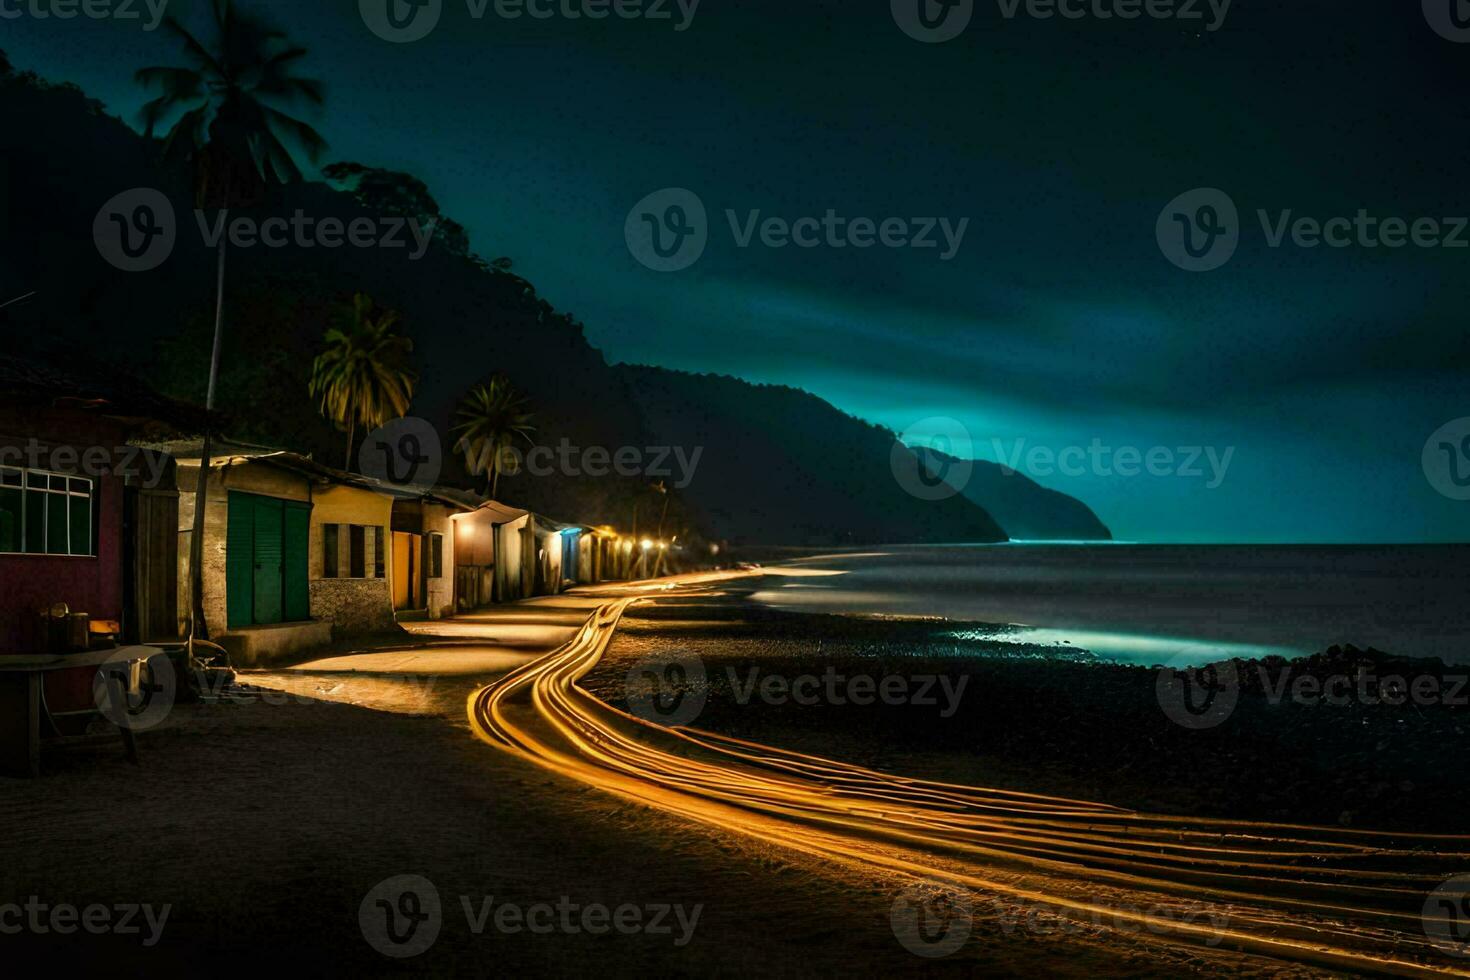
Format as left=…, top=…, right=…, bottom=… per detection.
left=392, top=532, right=413, bottom=610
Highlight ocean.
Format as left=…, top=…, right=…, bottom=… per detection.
left=753, top=544, right=1470, bottom=666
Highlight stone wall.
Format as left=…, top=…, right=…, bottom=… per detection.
left=423, top=502, right=456, bottom=620
left=309, top=483, right=395, bottom=634
left=309, top=578, right=396, bottom=634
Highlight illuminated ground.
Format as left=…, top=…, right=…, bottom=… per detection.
left=468, top=575, right=1470, bottom=977
left=11, top=574, right=1456, bottom=973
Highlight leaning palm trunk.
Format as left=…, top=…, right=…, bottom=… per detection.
left=188, top=236, right=227, bottom=645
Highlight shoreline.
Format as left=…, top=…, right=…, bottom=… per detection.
left=587, top=575, right=1468, bottom=834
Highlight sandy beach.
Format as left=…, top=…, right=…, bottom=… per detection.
left=0, top=574, right=1373, bottom=977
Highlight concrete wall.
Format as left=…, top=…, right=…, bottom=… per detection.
left=177, top=457, right=311, bottom=640
left=422, top=502, right=455, bottom=620
left=309, top=483, right=395, bottom=634
left=537, top=528, right=564, bottom=595
left=493, top=515, right=529, bottom=602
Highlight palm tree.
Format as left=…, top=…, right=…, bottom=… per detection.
left=137, top=0, right=325, bottom=642
left=309, top=294, right=417, bottom=469
left=453, top=377, right=536, bottom=498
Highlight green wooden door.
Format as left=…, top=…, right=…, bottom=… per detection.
left=282, top=502, right=310, bottom=622
left=226, top=492, right=312, bottom=628
left=226, top=493, right=256, bottom=629
left=252, top=496, right=284, bottom=625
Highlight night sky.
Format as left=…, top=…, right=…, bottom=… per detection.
left=6, top=0, right=1469, bottom=542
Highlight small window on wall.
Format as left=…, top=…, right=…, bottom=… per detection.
left=0, top=467, right=94, bottom=556
left=430, top=532, right=444, bottom=578
left=374, top=527, right=385, bottom=579
left=349, top=525, right=366, bottom=578
left=323, top=524, right=339, bottom=578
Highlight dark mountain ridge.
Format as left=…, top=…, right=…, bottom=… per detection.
left=0, top=52, right=1100, bottom=546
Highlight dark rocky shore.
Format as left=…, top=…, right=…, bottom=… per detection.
left=587, top=581, right=1468, bottom=835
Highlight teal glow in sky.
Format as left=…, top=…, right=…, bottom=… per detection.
left=6, top=0, right=1468, bottom=542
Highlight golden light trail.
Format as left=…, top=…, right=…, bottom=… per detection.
left=468, top=578, right=1470, bottom=976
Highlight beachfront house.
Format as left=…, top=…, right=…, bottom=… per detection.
left=449, top=504, right=623, bottom=608
left=174, top=446, right=477, bottom=665
left=0, top=355, right=204, bottom=652
left=451, top=500, right=529, bottom=610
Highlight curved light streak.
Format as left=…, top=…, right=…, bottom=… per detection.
left=468, top=585, right=1470, bottom=976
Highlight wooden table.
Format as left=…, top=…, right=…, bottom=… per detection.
left=0, top=648, right=155, bottom=778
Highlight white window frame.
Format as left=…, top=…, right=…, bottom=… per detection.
left=0, top=465, right=95, bottom=557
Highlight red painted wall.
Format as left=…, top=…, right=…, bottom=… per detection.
left=0, top=409, right=128, bottom=655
